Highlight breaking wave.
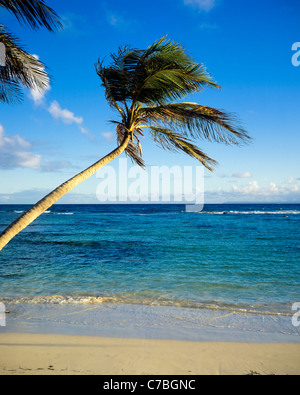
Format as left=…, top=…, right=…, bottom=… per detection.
left=200, top=210, right=300, bottom=215
left=12, top=210, right=74, bottom=215
left=0, top=294, right=293, bottom=317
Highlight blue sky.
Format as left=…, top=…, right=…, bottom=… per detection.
left=0, top=0, right=300, bottom=204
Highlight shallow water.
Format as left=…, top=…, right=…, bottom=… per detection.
left=0, top=204, right=299, bottom=329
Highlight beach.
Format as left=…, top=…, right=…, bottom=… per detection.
left=1, top=204, right=299, bottom=375
left=0, top=302, right=300, bottom=375
left=0, top=333, right=299, bottom=375
left=1, top=0, right=299, bottom=377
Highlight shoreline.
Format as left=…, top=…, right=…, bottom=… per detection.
left=1, top=302, right=299, bottom=375
left=1, top=302, right=299, bottom=343
left=1, top=333, right=300, bottom=375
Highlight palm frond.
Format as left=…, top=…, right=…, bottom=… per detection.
left=116, top=124, right=145, bottom=168
left=139, top=102, right=250, bottom=145
left=96, top=37, right=251, bottom=172
left=0, top=26, right=50, bottom=103
left=133, top=37, right=219, bottom=105
left=95, top=45, right=142, bottom=107
left=110, top=45, right=143, bottom=72
left=0, top=77, right=22, bottom=103
left=0, top=0, right=62, bottom=31
left=96, top=37, right=219, bottom=108
left=95, top=58, right=131, bottom=114
left=149, top=127, right=217, bottom=171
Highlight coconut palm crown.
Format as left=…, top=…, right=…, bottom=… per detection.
left=0, top=0, right=62, bottom=103
left=96, top=37, right=250, bottom=171
left=0, top=37, right=250, bottom=251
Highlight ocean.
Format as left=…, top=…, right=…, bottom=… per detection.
left=0, top=203, right=299, bottom=341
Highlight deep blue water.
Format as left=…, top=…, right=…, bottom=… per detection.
left=0, top=204, right=299, bottom=315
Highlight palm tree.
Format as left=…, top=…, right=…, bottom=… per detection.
left=0, top=37, right=250, bottom=251
left=0, top=0, right=62, bottom=31
left=0, top=27, right=48, bottom=103
left=0, top=0, right=62, bottom=103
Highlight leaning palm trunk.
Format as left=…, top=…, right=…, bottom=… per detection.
left=0, top=37, right=250, bottom=252
left=0, top=134, right=130, bottom=251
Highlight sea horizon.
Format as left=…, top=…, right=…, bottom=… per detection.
left=1, top=203, right=299, bottom=342
left=1, top=202, right=299, bottom=206
left=1, top=202, right=299, bottom=301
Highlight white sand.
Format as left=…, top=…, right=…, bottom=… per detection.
left=0, top=333, right=299, bottom=375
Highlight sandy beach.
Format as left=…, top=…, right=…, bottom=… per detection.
left=1, top=0, right=299, bottom=379
left=0, top=333, right=299, bottom=375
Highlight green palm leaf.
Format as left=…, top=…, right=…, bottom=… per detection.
left=96, top=37, right=219, bottom=107
left=150, top=127, right=217, bottom=171
left=0, top=76, right=22, bottom=103
left=132, top=37, right=220, bottom=105
left=0, top=37, right=252, bottom=250
left=116, top=124, right=145, bottom=168
left=0, top=26, right=49, bottom=103
left=0, top=0, right=61, bottom=104
left=96, top=37, right=251, bottom=171
left=139, top=102, right=250, bottom=145
left=0, top=0, right=62, bottom=31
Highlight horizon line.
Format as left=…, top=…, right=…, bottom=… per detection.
left=0, top=202, right=299, bottom=206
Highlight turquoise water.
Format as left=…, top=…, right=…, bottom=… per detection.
left=0, top=204, right=299, bottom=316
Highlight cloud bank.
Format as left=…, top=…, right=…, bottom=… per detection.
left=0, top=124, right=41, bottom=170
left=0, top=124, right=74, bottom=172
left=206, top=180, right=300, bottom=203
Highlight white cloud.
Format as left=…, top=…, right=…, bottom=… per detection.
left=106, top=11, right=130, bottom=29
left=40, top=159, right=75, bottom=173
left=218, top=173, right=229, bottom=178
left=184, top=0, right=217, bottom=12
left=229, top=180, right=300, bottom=202
left=0, top=124, right=76, bottom=172
left=107, top=14, right=120, bottom=26
left=79, top=126, right=92, bottom=137
left=30, top=83, right=50, bottom=105
left=0, top=196, right=11, bottom=202
left=29, top=54, right=51, bottom=105
left=15, top=152, right=41, bottom=169
left=217, top=172, right=252, bottom=179
left=30, top=88, right=94, bottom=138
left=60, top=13, right=87, bottom=35
left=28, top=62, right=92, bottom=139
left=48, top=101, right=83, bottom=125
left=0, top=124, right=41, bottom=169
left=232, top=172, right=252, bottom=179
left=101, top=132, right=115, bottom=142
left=232, top=180, right=259, bottom=194
left=208, top=180, right=300, bottom=203
left=288, top=177, right=296, bottom=184
left=47, top=101, right=93, bottom=138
